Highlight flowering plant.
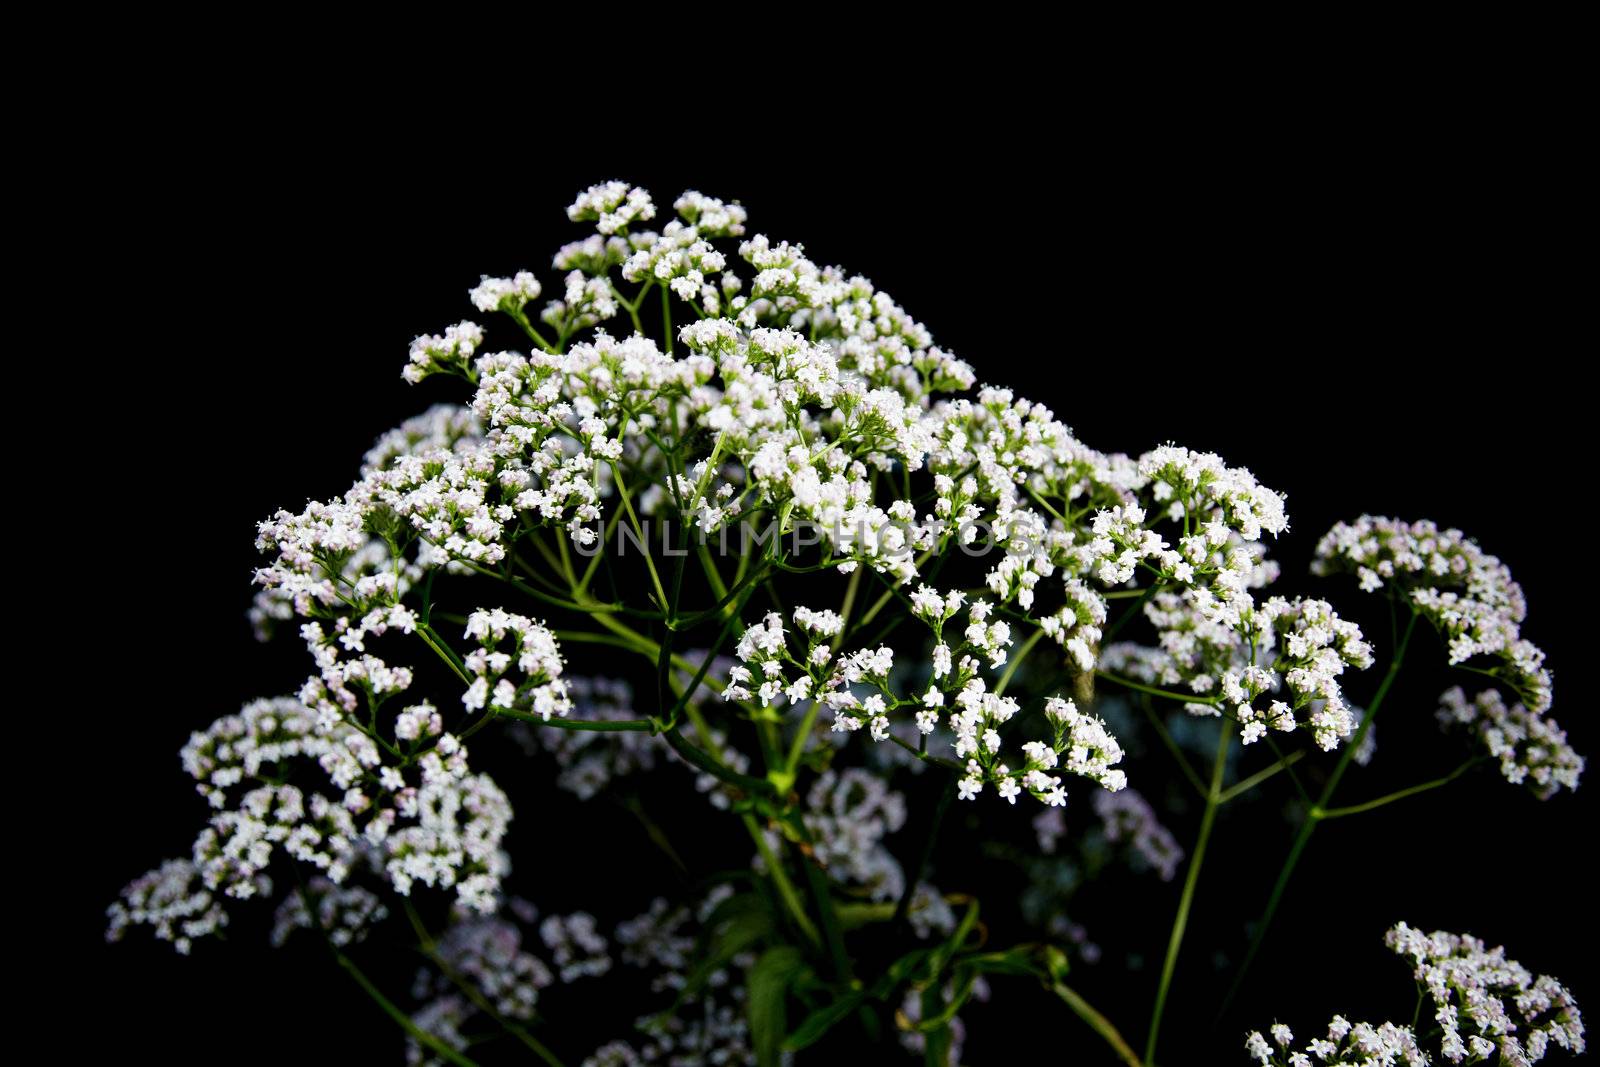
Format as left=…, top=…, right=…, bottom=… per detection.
left=109, top=182, right=1585, bottom=1065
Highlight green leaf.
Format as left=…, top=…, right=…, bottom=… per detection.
left=748, top=946, right=808, bottom=1067
left=783, top=990, right=866, bottom=1052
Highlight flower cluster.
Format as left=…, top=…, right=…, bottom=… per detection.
left=116, top=178, right=1590, bottom=1064
left=106, top=858, right=241, bottom=955
left=591, top=888, right=758, bottom=1064
left=1092, top=789, right=1184, bottom=881
left=271, top=876, right=388, bottom=948
left=113, top=685, right=515, bottom=953
left=1314, top=517, right=1552, bottom=714
left=461, top=608, right=571, bottom=720
left=1386, top=921, right=1585, bottom=1064
left=1245, top=1018, right=1427, bottom=1066
left=408, top=900, right=612, bottom=1064
left=1250, top=925, right=1585, bottom=1066
left=1437, top=687, right=1583, bottom=799
left=795, top=767, right=907, bottom=900
left=1103, top=591, right=1373, bottom=751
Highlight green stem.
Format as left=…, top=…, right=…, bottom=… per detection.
left=662, top=725, right=774, bottom=795
left=995, top=626, right=1045, bottom=696
left=1217, top=750, right=1307, bottom=805
left=507, top=306, right=557, bottom=353
left=1052, top=981, right=1143, bottom=1067
left=831, top=563, right=863, bottom=653
left=416, top=622, right=471, bottom=686
left=1098, top=670, right=1216, bottom=707
left=1315, top=758, right=1483, bottom=819
left=620, top=794, right=690, bottom=876
left=495, top=709, right=657, bottom=732
left=1218, top=609, right=1418, bottom=1019
left=337, top=950, right=482, bottom=1067
left=801, top=848, right=853, bottom=980
left=464, top=561, right=631, bottom=616
left=747, top=814, right=822, bottom=949
left=660, top=284, right=674, bottom=353
left=1141, top=701, right=1209, bottom=801
left=1145, top=721, right=1230, bottom=1065
left=888, top=733, right=966, bottom=772
left=607, top=461, right=670, bottom=612
left=403, top=901, right=566, bottom=1067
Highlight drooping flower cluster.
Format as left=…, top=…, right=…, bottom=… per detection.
left=1437, top=687, right=1583, bottom=799
left=112, top=681, right=516, bottom=953
left=1314, top=517, right=1552, bottom=714
left=105, top=858, right=244, bottom=955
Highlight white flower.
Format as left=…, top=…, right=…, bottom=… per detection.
left=1315, top=517, right=1551, bottom=714
left=470, top=272, right=542, bottom=313
left=1437, top=687, right=1583, bottom=798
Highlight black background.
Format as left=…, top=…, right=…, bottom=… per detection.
left=63, top=117, right=1594, bottom=1064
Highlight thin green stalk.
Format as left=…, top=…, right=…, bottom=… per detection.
left=608, top=464, right=670, bottom=612
left=1141, top=701, right=1209, bottom=801
left=494, top=709, right=657, bottom=732
left=507, top=306, right=557, bottom=353
left=661, top=725, right=774, bottom=795
left=337, top=950, right=481, bottom=1067
left=1099, top=670, right=1216, bottom=707
left=747, top=813, right=822, bottom=949
left=1052, top=981, right=1143, bottom=1067
left=416, top=622, right=471, bottom=685
left=1260, top=732, right=1316, bottom=808
left=464, top=561, right=630, bottom=616
left=853, top=550, right=934, bottom=631
left=660, top=285, right=674, bottom=353
left=1316, top=758, right=1483, bottom=819
left=1103, top=584, right=1158, bottom=643
left=552, top=630, right=653, bottom=655
left=1219, top=609, right=1419, bottom=1019
left=888, top=733, right=965, bottom=772
left=783, top=699, right=822, bottom=777
left=576, top=502, right=628, bottom=593
left=801, top=846, right=853, bottom=980
left=1217, top=750, right=1307, bottom=805
left=403, top=901, right=566, bottom=1067
left=1146, top=721, right=1230, bottom=1066
left=620, top=794, right=690, bottom=876
left=831, top=563, right=863, bottom=653
left=995, top=626, right=1045, bottom=696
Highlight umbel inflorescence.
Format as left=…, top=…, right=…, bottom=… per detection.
left=110, top=182, right=1583, bottom=1066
